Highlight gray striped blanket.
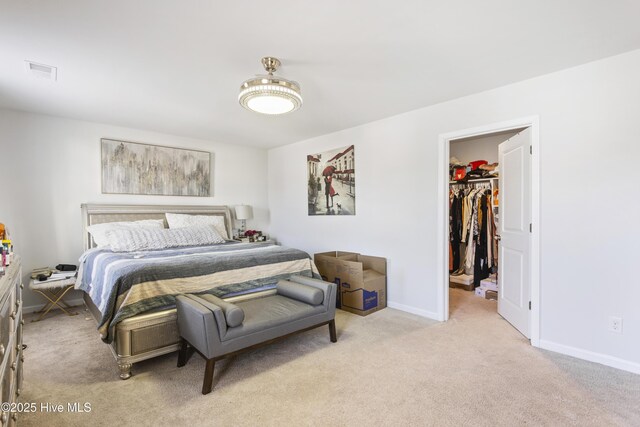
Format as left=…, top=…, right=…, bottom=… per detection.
left=75, top=241, right=319, bottom=343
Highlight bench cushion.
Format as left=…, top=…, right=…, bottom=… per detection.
left=224, top=295, right=325, bottom=341
left=197, top=294, right=245, bottom=327
left=276, top=280, right=323, bottom=305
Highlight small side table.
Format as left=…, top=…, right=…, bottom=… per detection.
left=236, top=238, right=275, bottom=244
left=29, top=277, right=79, bottom=322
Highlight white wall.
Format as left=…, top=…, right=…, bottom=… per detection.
left=268, top=49, right=640, bottom=372
left=450, top=129, right=521, bottom=164
left=0, top=110, right=268, bottom=310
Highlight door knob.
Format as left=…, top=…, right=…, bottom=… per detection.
left=494, top=234, right=501, bottom=241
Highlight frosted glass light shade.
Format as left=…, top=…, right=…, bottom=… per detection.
left=246, top=92, right=296, bottom=115
left=239, top=58, right=302, bottom=115
left=239, top=67, right=302, bottom=115
left=235, top=205, right=253, bottom=220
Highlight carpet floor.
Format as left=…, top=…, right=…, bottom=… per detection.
left=19, top=289, right=640, bottom=426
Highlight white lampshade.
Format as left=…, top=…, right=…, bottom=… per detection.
left=235, top=205, right=253, bottom=220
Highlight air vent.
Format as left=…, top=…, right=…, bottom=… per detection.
left=24, top=61, right=57, bottom=81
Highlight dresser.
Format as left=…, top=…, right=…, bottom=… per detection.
left=0, top=256, right=23, bottom=426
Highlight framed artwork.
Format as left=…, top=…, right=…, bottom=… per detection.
left=101, top=138, right=211, bottom=196
left=307, top=145, right=355, bottom=215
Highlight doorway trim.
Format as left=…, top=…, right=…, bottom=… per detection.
left=437, top=116, right=541, bottom=347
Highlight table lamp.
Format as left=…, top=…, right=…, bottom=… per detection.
left=235, top=205, right=253, bottom=236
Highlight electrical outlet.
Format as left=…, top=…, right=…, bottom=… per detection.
left=609, top=316, right=623, bottom=333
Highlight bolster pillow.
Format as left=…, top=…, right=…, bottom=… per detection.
left=289, top=275, right=328, bottom=288
left=277, top=280, right=324, bottom=305
left=198, top=294, right=244, bottom=327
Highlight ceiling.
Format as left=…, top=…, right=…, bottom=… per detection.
left=1, top=1, right=640, bottom=149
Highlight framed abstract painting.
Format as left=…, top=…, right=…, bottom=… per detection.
left=101, top=138, right=211, bottom=196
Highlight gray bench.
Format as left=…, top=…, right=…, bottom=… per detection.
left=176, top=275, right=338, bottom=394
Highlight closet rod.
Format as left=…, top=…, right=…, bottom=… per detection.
left=449, top=178, right=497, bottom=185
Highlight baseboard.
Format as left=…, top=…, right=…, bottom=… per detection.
left=23, top=298, right=85, bottom=315
left=539, top=339, right=640, bottom=375
left=387, top=301, right=440, bottom=321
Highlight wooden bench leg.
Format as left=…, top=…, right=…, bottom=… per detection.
left=329, top=319, right=337, bottom=343
left=202, top=359, right=216, bottom=395
left=177, top=338, right=191, bottom=367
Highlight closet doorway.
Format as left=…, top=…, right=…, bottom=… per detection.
left=437, top=117, right=540, bottom=345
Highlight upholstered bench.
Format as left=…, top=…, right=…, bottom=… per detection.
left=176, top=275, right=338, bottom=394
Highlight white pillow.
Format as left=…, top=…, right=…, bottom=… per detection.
left=165, top=213, right=229, bottom=239
left=87, top=219, right=165, bottom=247
left=106, top=225, right=225, bottom=252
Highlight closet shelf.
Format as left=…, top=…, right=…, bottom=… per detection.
left=449, top=177, right=498, bottom=184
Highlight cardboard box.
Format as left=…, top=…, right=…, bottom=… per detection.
left=313, top=251, right=359, bottom=282
left=480, top=278, right=498, bottom=292
left=485, top=290, right=498, bottom=301
left=449, top=274, right=474, bottom=291
left=313, top=251, right=359, bottom=308
left=314, top=251, right=386, bottom=316
left=450, top=274, right=473, bottom=285
left=475, top=286, right=498, bottom=300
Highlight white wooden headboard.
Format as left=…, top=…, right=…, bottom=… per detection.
left=80, top=204, right=233, bottom=250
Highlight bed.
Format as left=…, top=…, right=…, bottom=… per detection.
left=77, top=204, right=319, bottom=379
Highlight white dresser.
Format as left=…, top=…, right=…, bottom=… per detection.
left=0, top=256, right=23, bottom=426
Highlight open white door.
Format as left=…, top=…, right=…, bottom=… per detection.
left=498, top=128, right=531, bottom=338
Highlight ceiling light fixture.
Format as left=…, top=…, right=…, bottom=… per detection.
left=239, top=57, right=302, bottom=115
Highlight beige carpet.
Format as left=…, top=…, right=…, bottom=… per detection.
left=19, top=289, right=640, bottom=426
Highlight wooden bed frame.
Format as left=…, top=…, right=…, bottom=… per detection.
left=80, top=203, right=272, bottom=380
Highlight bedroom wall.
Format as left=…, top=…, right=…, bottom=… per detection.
left=268, top=49, right=640, bottom=373
left=0, top=110, right=269, bottom=310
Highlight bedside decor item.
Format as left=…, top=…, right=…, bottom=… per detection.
left=235, top=205, right=253, bottom=235
left=239, top=57, right=302, bottom=115
left=241, top=229, right=262, bottom=242
left=101, top=139, right=211, bottom=196
left=31, top=267, right=54, bottom=280
left=0, top=225, right=14, bottom=272
left=55, top=263, right=77, bottom=272
left=308, top=145, right=355, bottom=216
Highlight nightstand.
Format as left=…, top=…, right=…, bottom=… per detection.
left=236, top=237, right=274, bottom=244
left=29, top=276, right=79, bottom=321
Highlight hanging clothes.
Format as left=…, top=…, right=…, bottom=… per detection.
left=449, top=190, right=463, bottom=273
left=464, top=187, right=482, bottom=275
left=473, top=191, right=491, bottom=287
left=449, top=191, right=454, bottom=272
left=485, top=190, right=496, bottom=270
left=449, top=181, right=498, bottom=287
